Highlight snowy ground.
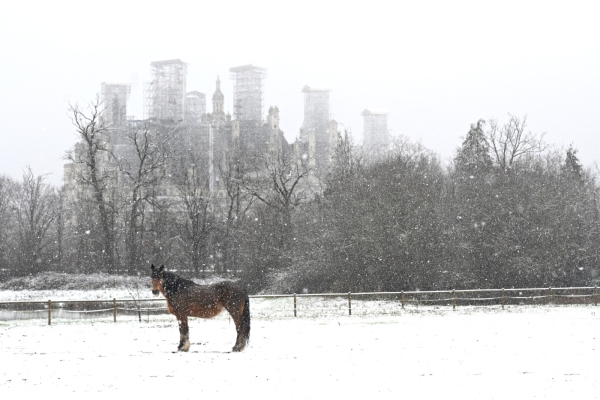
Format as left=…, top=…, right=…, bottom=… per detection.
left=1, top=305, right=599, bottom=398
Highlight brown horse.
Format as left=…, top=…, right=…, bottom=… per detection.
left=151, top=264, right=250, bottom=352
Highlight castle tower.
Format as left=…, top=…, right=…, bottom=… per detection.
left=301, top=85, right=331, bottom=171
left=185, top=91, right=206, bottom=123
left=101, top=83, right=130, bottom=125
left=301, top=85, right=330, bottom=143
left=229, top=65, right=267, bottom=122
left=145, top=59, right=187, bottom=121
left=361, top=109, right=390, bottom=152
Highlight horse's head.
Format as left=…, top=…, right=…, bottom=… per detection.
left=151, top=264, right=165, bottom=296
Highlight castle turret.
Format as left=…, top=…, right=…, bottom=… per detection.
left=308, top=128, right=316, bottom=169
left=267, top=106, right=281, bottom=152
left=212, top=76, right=225, bottom=116
left=232, top=118, right=240, bottom=143
left=328, top=120, right=339, bottom=163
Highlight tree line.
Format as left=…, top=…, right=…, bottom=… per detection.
left=0, top=103, right=598, bottom=294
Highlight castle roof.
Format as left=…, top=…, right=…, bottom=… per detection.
left=150, top=59, right=186, bottom=67
left=186, top=91, right=205, bottom=97
left=361, top=109, right=389, bottom=116
left=302, top=85, right=331, bottom=92
left=229, top=64, right=267, bottom=73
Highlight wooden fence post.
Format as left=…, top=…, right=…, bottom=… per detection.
left=113, top=298, right=117, bottom=323
left=401, top=291, right=405, bottom=309
left=47, top=300, right=51, bottom=325
left=595, top=287, right=598, bottom=306
left=293, top=294, right=297, bottom=318
left=501, top=288, right=505, bottom=310
left=548, top=287, right=552, bottom=304
left=348, top=293, right=352, bottom=316
left=452, top=290, right=456, bottom=311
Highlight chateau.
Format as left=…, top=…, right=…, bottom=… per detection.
left=64, top=59, right=390, bottom=218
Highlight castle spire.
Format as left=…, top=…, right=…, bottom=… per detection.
left=212, top=75, right=224, bottom=115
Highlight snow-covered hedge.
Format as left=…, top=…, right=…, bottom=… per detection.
left=0, top=272, right=149, bottom=291
left=0, top=272, right=237, bottom=291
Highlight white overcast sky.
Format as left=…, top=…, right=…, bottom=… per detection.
left=0, top=0, right=598, bottom=185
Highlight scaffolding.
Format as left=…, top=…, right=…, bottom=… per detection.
left=361, top=109, right=389, bottom=150
left=101, top=83, right=130, bottom=125
left=300, top=85, right=332, bottom=171
left=301, top=85, right=331, bottom=144
left=229, top=65, right=267, bottom=122
left=185, top=91, right=206, bottom=123
left=145, top=59, right=187, bottom=121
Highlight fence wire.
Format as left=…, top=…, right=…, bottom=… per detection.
left=0, top=286, right=597, bottom=323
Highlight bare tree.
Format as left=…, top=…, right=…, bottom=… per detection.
left=486, top=114, right=546, bottom=170
left=326, top=129, right=362, bottom=187
left=125, top=278, right=147, bottom=323
left=115, top=124, right=174, bottom=272
left=218, top=148, right=255, bottom=275
left=244, top=148, right=312, bottom=269
left=13, top=168, right=59, bottom=274
left=54, top=187, right=65, bottom=269
left=0, top=175, right=17, bottom=275
left=65, top=97, right=117, bottom=271
left=62, top=188, right=106, bottom=273
left=247, top=150, right=312, bottom=214
left=174, top=161, right=212, bottom=275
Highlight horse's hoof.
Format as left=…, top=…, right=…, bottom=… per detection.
left=179, top=341, right=191, bottom=352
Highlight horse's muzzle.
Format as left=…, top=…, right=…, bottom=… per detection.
left=152, top=290, right=159, bottom=296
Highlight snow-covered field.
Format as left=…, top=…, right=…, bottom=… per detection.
left=1, top=305, right=598, bottom=399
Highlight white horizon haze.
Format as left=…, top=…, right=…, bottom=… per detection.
left=1, top=0, right=598, bottom=186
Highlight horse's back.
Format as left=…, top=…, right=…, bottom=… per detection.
left=215, top=281, right=248, bottom=305
left=213, top=280, right=245, bottom=296
left=169, top=284, right=219, bottom=318
left=176, top=281, right=245, bottom=319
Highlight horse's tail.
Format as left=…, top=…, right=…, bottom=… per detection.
left=241, top=292, right=251, bottom=343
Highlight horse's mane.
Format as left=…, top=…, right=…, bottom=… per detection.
left=162, top=271, right=197, bottom=297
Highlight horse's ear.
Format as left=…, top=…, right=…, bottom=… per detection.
left=159, top=265, right=164, bottom=272
left=151, top=264, right=155, bottom=270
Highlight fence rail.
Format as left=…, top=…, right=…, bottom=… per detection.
left=0, top=286, right=597, bottom=324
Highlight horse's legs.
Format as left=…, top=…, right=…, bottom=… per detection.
left=225, top=301, right=245, bottom=352
left=177, top=315, right=191, bottom=352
